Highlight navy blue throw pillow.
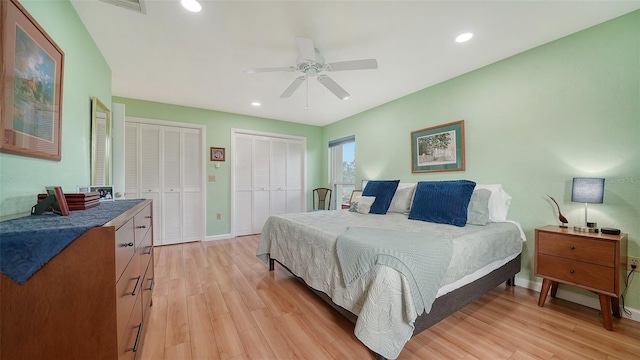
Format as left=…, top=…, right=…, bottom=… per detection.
left=408, top=180, right=476, bottom=227
left=362, top=180, right=400, bottom=214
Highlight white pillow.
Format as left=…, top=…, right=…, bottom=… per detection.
left=474, top=184, right=512, bottom=222
left=349, top=196, right=376, bottom=214
left=388, top=185, right=416, bottom=214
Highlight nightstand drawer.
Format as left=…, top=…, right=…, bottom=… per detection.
left=537, top=232, right=615, bottom=267
left=537, top=254, right=615, bottom=293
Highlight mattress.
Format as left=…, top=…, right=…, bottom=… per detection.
left=257, top=210, right=524, bottom=359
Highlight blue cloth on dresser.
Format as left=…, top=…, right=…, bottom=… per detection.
left=0, top=200, right=143, bottom=284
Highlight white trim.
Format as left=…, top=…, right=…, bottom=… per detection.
left=127, top=116, right=205, bottom=130
left=204, top=233, right=234, bottom=241
left=516, top=277, right=640, bottom=323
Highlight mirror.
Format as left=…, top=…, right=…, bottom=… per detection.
left=91, top=97, right=111, bottom=186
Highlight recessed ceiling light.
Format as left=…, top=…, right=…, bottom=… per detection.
left=251, top=102, right=261, bottom=107
left=455, top=33, right=473, bottom=43
left=181, top=0, right=201, bottom=13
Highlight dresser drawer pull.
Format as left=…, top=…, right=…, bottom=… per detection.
left=136, top=225, right=147, bottom=229
left=126, top=276, right=141, bottom=296
left=570, top=246, right=575, bottom=250
left=145, top=216, right=152, bottom=219
left=126, top=323, right=143, bottom=353
left=145, top=277, right=155, bottom=291
left=121, top=242, right=134, bottom=248
left=569, top=269, right=575, bottom=274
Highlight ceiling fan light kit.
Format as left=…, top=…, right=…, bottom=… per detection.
left=246, top=37, right=377, bottom=107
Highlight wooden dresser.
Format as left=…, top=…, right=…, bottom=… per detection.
left=0, top=199, right=154, bottom=359
left=534, top=225, right=627, bottom=330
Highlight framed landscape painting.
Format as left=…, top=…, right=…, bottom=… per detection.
left=0, top=0, right=65, bottom=161
left=411, top=120, right=465, bottom=173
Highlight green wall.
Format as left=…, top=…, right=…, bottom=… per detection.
left=0, top=0, right=111, bottom=216
left=111, top=97, right=323, bottom=236
left=324, top=11, right=640, bottom=308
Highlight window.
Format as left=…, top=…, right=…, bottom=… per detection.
left=329, top=135, right=355, bottom=209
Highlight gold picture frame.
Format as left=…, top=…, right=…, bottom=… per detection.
left=210, top=147, right=225, bottom=161
left=0, top=0, right=65, bottom=161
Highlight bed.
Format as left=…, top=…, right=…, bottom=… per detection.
left=256, top=180, right=525, bottom=359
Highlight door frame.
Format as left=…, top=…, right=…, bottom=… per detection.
left=231, top=128, right=307, bottom=237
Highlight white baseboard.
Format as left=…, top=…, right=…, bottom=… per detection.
left=204, top=233, right=233, bottom=241
left=515, top=277, right=640, bottom=323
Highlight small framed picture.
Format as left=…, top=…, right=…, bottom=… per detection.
left=210, top=147, right=225, bottom=161
left=90, top=186, right=114, bottom=201
left=76, top=185, right=91, bottom=193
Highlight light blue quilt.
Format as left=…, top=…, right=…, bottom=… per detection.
left=336, top=226, right=453, bottom=315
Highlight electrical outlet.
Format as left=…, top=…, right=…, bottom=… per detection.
left=627, top=256, right=640, bottom=272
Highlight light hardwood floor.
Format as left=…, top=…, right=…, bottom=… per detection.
left=139, top=236, right=640, bottom=360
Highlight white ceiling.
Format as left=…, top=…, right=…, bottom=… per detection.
left=70, top=0, right=640, bottom=127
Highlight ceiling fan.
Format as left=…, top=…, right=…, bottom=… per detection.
left=245, top=37, right=378, bottom=104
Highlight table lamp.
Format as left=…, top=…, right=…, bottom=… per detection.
left=571, top=177, right=604, bottom=233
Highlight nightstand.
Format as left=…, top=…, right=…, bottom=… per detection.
left=534, top=225, right=628, bottom=330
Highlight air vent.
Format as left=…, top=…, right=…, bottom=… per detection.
left=99, top=0, right=146, bottom=14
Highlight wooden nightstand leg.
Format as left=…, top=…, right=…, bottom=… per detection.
left=611, top=297, right=621, bottom=319
left=538, top=279, right=553, bottom=307
left=598, top=294, right=613, bottom=331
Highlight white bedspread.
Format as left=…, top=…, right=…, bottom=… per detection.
left=257, top=210, right=524, bottom=359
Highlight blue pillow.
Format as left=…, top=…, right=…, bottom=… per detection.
left=408, top=180, right=476, bottom=227
left=362, top=180, right=400, bottom=214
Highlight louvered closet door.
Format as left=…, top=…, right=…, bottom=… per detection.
left=124, top=123, right=139, bottom=200
left=253, top=138, right=271, bottom=234
left=233, top=131, right=306, bottom=236
left=139, top=124, right=162, bottom=245
left=270, top=140, right=287, bottom=216
left=161, top=127, right=182, bottom=245
left=235, top=136, right=253, bottom=236
left=286, top=141, right=303, bottom=213
left=182, top=129, right=202, bottom=242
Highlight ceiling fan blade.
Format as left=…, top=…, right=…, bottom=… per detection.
left=296, top=37, right=317, bottom=63
left=245, top=66, right=296, bottom=74
left=280, top=76, right=306, bottom=98
left=325, top=59, right=378, bottom=72
left=317, top=75, right=350, bottom=100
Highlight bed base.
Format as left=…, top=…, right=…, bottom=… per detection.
left=268, top=254, right=521, bottom=360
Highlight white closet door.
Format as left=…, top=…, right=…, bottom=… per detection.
left=270, top=140, right=287, bottom=216
left=182, top=129, right=202, bottom=242
left=232, top=130, right=306, bottom=236
left=124, top=122, right=139, bottom=200
left=286, top=141, right=303, bottom=213
left=161, top=127, right=182, bottom=245
left=253, top=138, right=271, bottom=234
left=235, top=136, right=253, bottom=236
left=139, top=124, right=161, bottom=244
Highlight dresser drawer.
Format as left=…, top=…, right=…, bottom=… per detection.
left=115, top=218, right=136, bottom=281
left=116, top=254, right=141, bottom=345
left=141, top=257, right=154, bottom=323
left=138, top=227, right=153, bottom=272
left=118, top=293, right=143, bottom=360
left=537, top=232, right=615, bottom=267
left=134, top=205, right=152, bottom=247
left=537, top=254, right=615, bottom=293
